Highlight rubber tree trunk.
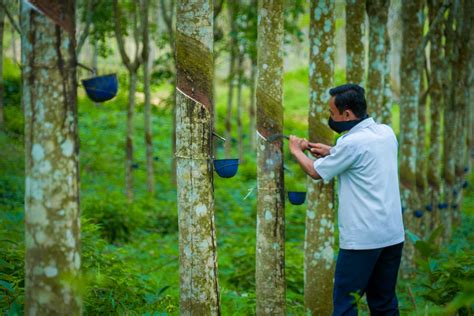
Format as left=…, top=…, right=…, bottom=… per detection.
left=304, top=1, right=336, bottom=315
left=249, top=56, right=257, bottom=150
left=125, top=70, right=137, bottom=201
left=113, top=0, right=142, bottom=202
left=92, top=41, right=99, bottom=107
left=236, top=51, right=244, bottom=162
left=426, top=0, right=444, bottom=234
left=452, top=0, right=473, bottom=227
left=175, top=0, right=220, bottom=314
left=21, top=1, right=81, bottom=314
left=399, top=0, right=424, bottom=276
left=141, top=0, right=154, bottom=194
left=345, top=0, right=366, bottom=86
left=0, top=3, right=4, bottom=130
left=441, top=4, right=457, bottom=242
left=416, top=73, right=428, bottom=233
left=224, top=1, right=237, bottom=159
left=366, top=0, right=389, bottom=123
left=255, top=1, right=285, bottom=314
left=381, top=27, right=392, bottom=125
left=467, top=5, right=474, bottom=183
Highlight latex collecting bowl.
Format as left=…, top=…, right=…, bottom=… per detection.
left=213, top=159, right=239, bottom=178
left=288, top=191, right=306, bottom=205
left=82, top=74, right=118, bottom=102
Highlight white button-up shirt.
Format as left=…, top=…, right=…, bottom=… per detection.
left=313, top=117, right=405, bottom=250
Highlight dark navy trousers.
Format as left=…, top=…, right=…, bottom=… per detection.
left=332, top=242, right=404, bottom=316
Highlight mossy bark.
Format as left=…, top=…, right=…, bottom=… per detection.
left=366, top=0, right=389, bottom=123
left=304, top=1, right=336, bottom=315
left=399, top=0, right=424, bottom=276
left=175, top=1, right=220, bottom=315
left=255, top=0, right=285, bottom=314
left=427, top=0, right=443, bottom=235
left=21, top=1, right=81, bottom=314
left=345, top=0, right=366, bottom=86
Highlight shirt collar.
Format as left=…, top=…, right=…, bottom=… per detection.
left=345, top=117, right=375, bottom=136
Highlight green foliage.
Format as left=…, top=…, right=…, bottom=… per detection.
left=81, top=219, right=179, bottom=315
left=408, top=220, right=474, bottom=315
left=82, top=193, right=147, bottom=243
left=3, top=62, right=23, bottom=135
left=0, top=210, right=25, bottom=315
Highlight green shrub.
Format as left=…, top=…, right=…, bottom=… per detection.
left=408, top=219, right=474, bottom=315
left=82, top=193, right=146, bottom=244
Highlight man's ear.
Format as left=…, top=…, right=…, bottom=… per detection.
left=343, top=109, right=351, bottom=120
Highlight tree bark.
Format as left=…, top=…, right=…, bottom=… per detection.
left=175, top=0, right=220, bottom=314
left=381, top=26, right=392, bottom=125
left=113, top=0, right=142, bottom=201
left=452, top=0, right=472, bottom=227
left=399, top=0, right=424, bottom=276
left=21, top=1, right=81, bottom=314
left=141, top=0, right=154, bottom=194
left=249, top=56, right=257, bottom=150
left=159, top=0, right=178, bottom=184
left=236, top=51, right=244, bottom=162
left=256, top=0, right=285, bottom=314
left=366, top=0, right=389, bottom=123
left=224, top=1, right=237, bottom=159
left=427, top=0, right=443, bottom=235
left=345, top=0, right=366, bottom=86
left=125, top=70, right=137, bottom=201
left=304, top=1, right=336, bottom=315
left=416, top=72, right=428, bottom=233
left=441, top=3, right=456, bottom=242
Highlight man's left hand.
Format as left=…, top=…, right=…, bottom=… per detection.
left=289, top=135, right=309, bottom=154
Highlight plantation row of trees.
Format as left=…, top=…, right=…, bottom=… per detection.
left=0, top=0, right=472, bottom=314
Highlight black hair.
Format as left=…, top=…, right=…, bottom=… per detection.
left=329, top=84, right=367, bottom=118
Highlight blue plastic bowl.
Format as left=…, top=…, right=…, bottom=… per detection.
left=438, top=203, right=448, bottom=209
left=288, top=191, right=306, bottom=205
left=82, top=74, right=118, bottom=102
left=214, top=159, right=239, bottom=178
left=414, top=210, right=424, bottom=218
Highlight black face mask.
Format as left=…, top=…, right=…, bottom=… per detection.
left=328, top=114, right=369, bottom=134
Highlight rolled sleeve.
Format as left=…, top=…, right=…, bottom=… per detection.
left=313, top=142, right=358, bottom=181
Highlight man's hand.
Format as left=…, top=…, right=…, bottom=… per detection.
left=288, top=135, right=321, bottom=180
left=308, top=142, right=332, bottom=158
left=289, top=135, right=309, bottom=154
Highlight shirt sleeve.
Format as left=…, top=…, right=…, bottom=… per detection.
left=313, top=141, right=359, bottom=181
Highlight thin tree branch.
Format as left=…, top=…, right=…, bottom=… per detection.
left=141, top=0, right=149, bottom=62
left=160, top=0, right=174, bottom=48
left=214, top=0, right=224, bottom=19
left=418, top=0, right=451, bottom=54
left=76, top=0, right=93, bottom=55
left=1, top=2, right=20, bottom=34
left=113, top=0, right=136, bottom=71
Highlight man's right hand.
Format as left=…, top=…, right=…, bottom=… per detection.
left=308, top=142, right=332, bottom=158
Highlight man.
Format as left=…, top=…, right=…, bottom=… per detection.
left=289, top=84, right=405, bottom=316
